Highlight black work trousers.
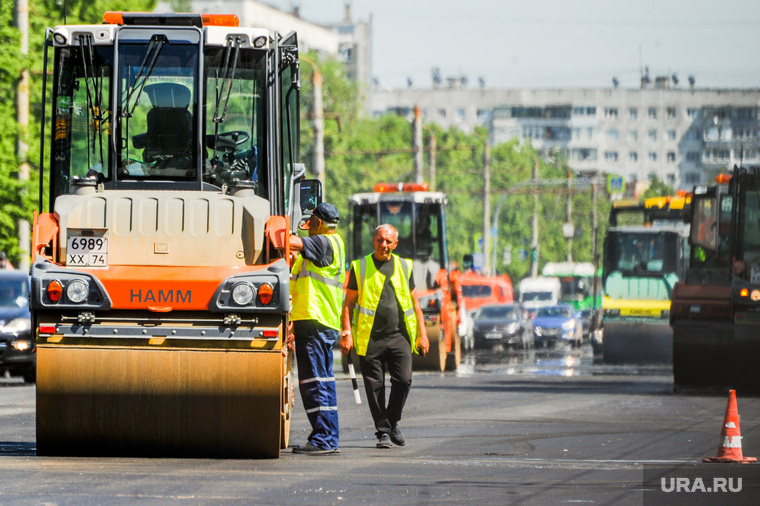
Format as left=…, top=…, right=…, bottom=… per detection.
left=359, top=332, right=413, bottom=435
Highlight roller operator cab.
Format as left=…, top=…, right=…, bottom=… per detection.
left=348, top=183, right=461, bottom=372
left=31, top=12, right=318, bottom=458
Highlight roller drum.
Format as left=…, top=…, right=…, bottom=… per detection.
left=602, top=320, right=673, bottom=365
left=36, top=345, right=288, bottom=458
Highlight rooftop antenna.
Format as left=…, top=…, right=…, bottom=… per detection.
left=638, top=47, right=651, bottom=88
left=431, top=67, right=442, bottom=88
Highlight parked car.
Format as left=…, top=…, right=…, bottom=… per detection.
left=532, top=304, right=583, bottom=348
left=471, top=303, right=533, bottom=349
left=0, top=271, right=34, bottom=383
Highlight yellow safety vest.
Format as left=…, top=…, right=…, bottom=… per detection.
left=290, top=233, right=345, bottom=330
left=352, top=254, right=418, bottom=356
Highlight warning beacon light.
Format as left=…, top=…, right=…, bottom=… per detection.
left=373, top=183, right=429, bottom=193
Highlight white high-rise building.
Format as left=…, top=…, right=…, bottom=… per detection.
left=372, top=79, right=760, bottom=192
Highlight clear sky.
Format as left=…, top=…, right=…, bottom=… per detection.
left=264, top=0, right=760, bottom=89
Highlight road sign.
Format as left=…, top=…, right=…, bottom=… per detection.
left=607, top=174, right=625, bottom=194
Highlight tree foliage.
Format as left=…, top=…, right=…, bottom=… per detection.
left=298, top=53, right=612, bottom=283
left=0, top=1, right=157, bottom=267
left=0, top=1, right=34, bottom=264
left=641, top=174, right=675, bottom=199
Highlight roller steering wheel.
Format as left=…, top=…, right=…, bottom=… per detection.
left=208, top=131, right=250, bottom=153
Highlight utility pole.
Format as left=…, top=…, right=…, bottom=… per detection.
left=413, top=105, right=423, bottom=184
left=16, top=0, right=30, bottom=270
left=482, top=139, right=491, bottom=275
left=531, top=158, right=539, bottom=277
left=565, top=169, right=573, bottom=262
left=311, top=66, right=325, bottom=196
left=591, top=174, right=600, bottom=329
left=428, top=132, right=436, bottom=191
left=591, top=175, right=599, bottom=270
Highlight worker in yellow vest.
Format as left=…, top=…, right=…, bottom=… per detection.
left=288, top=202, right=345, bottom=455
left=341, top=224, right=429, bottom=449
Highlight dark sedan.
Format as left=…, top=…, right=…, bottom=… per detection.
left=0, top=271, right=34, bottom=383
left=471, top=303, right=533, bottom=349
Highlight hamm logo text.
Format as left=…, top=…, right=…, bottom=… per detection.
left=130, top=289, right=191, bottom=304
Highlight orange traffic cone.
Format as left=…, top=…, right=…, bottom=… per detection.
left=703, top=389, right=757, bottom=463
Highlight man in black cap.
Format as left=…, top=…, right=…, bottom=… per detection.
left=286, top=202, right=345, bottom=454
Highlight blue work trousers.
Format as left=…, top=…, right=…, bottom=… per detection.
left=294, top=320, right=339, bottom=450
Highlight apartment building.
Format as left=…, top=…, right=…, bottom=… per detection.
left=372, top=81, right=760, bottom=191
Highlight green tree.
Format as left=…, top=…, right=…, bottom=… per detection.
left=0, top=1, right=34, bottom=265
left=0, top=1, right=157, bottom=266
left=641, top=174, right=675, bottom=199
left=297, top=58, right=613, bottom=285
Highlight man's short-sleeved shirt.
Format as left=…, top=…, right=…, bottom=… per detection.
left=300, top=235, right=333, bottom=267
left=348, top=256, right=415, bottom=339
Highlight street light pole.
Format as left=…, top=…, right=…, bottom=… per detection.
left=565, top=169, right=573, bottom=262
left=311, top=66, right=325, bottom=195
left=482, top=139, right=491, bottom=274
left=589, top=171, right=601, bottom=330
left=531, top=158, right=539, bottom=277
left=429, top=133, right=436, bottom=191
left=413, top=105, right=423, bottom=184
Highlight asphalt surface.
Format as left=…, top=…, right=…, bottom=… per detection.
left=1, top=344, right=759, bottom=505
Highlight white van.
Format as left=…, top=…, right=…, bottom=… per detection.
left=518, top=277, right=561, bottom=312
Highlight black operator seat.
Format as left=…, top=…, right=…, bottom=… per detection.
left=142, top=83, right=193, bottom=163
